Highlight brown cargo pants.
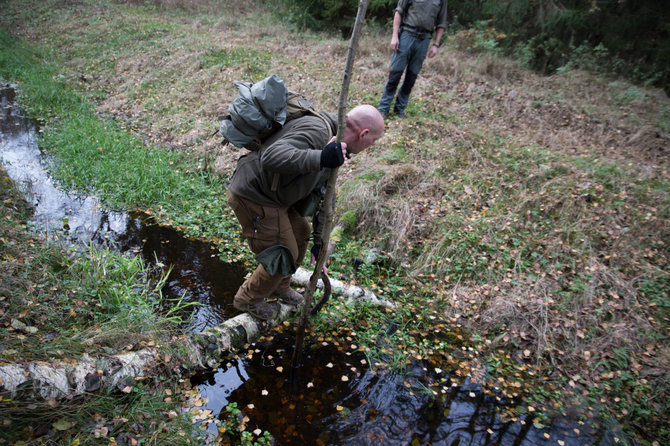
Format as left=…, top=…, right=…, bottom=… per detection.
left=227, top=190, right=311, bottom=305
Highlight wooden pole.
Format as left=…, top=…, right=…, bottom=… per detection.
left=291, top=0, right=369, bottom=370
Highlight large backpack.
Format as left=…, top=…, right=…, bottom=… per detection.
left=219, top=74, right=332, bottom=151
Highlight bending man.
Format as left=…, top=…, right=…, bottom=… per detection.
left=227, top=104, right=384, bottom=320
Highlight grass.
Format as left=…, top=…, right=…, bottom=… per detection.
left=1, top=0, right=668, bottom=444
left=0, top=166, right=215, bottom=444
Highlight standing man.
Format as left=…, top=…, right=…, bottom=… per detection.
left=378, top=0, right=447, bottom=119
left=227, top=105, right=384, bottom=321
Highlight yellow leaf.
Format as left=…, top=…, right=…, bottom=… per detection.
left=53, top=418, right=72, bottom=431
left=336, top=405, right=344, bottom=411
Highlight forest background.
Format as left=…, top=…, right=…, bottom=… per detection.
left=291, top=0, right=670, bottom=95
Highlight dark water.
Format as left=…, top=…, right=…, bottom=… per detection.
left=116, top=223, right=246, bottom=332
left=0, top=85, right=633, bottom=446
left=0, top=84, right=244, bottom=331
left=192, top=327, right=632, bottom=446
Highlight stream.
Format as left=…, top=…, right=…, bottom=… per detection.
left=0, top=85, right=629, bottom=445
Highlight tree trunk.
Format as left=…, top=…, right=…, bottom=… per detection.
left=0, top=274, right=391, bottom=401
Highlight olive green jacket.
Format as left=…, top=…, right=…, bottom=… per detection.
left=227, top=112, right=337, bottom=213
left=396, top=0, right=447, bottom=32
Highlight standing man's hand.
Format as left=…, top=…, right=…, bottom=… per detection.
left=391, top=34, right=400, bottom=51
left=390, top=10, right=402, bottom=52
left=428, top=29, right=444, bottom=59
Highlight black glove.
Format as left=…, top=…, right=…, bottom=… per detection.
left=320, top=142, right=345, bottom=168
left=310, top=244, right=321, bottom=260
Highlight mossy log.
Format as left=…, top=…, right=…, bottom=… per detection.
left=0, top=274, right=392, bottom=400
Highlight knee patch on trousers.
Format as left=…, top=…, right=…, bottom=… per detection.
left=256, top=244, right=296, bottom=276
left=400, top=70, right=419, bottom=96
left=385, top=70, right=404, bottom=93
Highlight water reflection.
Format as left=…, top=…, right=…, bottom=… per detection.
left=193, top=330, right=623, bottom=446
left=0, top=84, right=244, bottom=331
left=0, top=86, right=131, bottom=242
left=118, top=223, right=245, bottom=332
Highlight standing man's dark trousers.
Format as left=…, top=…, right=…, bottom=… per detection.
left=378, top=30, right=431, bottom=115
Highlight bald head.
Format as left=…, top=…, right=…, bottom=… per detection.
left=343, top=104, right=385, bottom=154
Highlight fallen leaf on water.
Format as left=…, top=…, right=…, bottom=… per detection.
left=336, top=405, right=344, bottom=411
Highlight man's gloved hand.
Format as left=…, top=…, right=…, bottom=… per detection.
left=320, top=142, right=345, bottom=168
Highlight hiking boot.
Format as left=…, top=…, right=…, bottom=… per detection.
left=233, top=300, right=280, bottom=321
left=394, top=109, right=407, bottom=119
left=272, top=289, right=304, bottom=306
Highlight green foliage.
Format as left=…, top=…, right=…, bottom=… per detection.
left=0, top=176, right=206, bottom=444
left=1, top=381, right=202, bottom=445
left=272, top=0, right=669, bottom=90
left=638, top=273, right=670, bottom=322
left=272, top=0, right=396, bottom=32
left=467, top=1, right=669, bottom=92
left=219, top=403, right=274, bottom=445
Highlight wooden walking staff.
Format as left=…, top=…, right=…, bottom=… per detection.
left=291, top=0, right=369, bottom=369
